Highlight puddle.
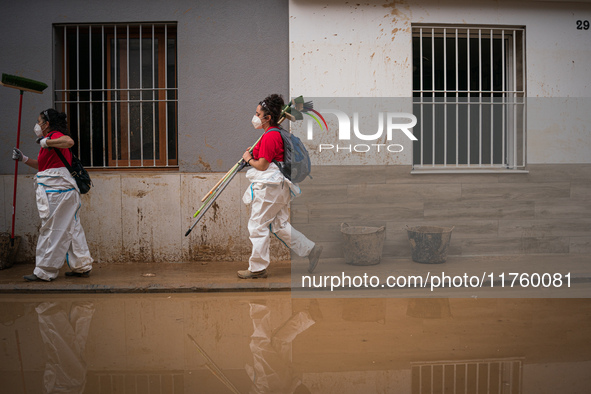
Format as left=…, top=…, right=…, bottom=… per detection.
left=1, top=294, right=590, bottom=393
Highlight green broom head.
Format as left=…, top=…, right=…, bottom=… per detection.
left=281, top=106, right=302, bottom=121
left=1, top=73, right=48, bottom=92
left=279, top=95, right=307, bottom=122
left=291, top=95, right=305, bottom=111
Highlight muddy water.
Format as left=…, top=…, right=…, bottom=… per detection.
left=1, top=294, right=590, bottom=394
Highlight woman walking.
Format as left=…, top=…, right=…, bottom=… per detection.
left=12, top=109, right=93, bottom=281
left=239, top=94, right=322, bottom=279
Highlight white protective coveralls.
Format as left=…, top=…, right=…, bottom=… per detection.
left=34, top=167, right=93, bottom=280
left=242, top=163, right=314, bottom=272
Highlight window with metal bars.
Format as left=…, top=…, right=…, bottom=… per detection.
left=53, top=23, right=178, bottom=168
left=412, top=26, right=526, bottom=172
left=411, top=358, right=523, bottom=394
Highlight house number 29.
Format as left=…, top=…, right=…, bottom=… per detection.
left=577, top=20, right=590, bottom=30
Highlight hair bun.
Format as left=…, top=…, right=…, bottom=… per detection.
left=261, top=94, right=285, bottom=124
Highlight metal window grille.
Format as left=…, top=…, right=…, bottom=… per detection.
left=53, top=23, right=178, bottom=168
left=411, top=358, right=523, bottom=394
left=412, top=26, right=526, bottom=172
left=90, top=372, right=184, bottom=393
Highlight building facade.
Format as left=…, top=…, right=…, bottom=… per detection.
left=1, top=0, right=590, bottom=263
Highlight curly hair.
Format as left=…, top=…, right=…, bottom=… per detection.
left=41, top=108, right=70, bottom=135
left=259, top=94, right=285, bottom=126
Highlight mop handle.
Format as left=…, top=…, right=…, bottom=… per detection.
left=10, top=91, right=23, bottom=245
left=193, top=169, right=234, bottom=218
left=185, top=162, right=246, bottom=236
left=196, top=159, right=247, bottom=217
left=200, top=114, right=288, bottom=202
left=200, top=131, right=267, bottom=202
left=200, top=161, right=240, bottom=202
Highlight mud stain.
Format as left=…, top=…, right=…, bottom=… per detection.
left=211, top=201, right=220, bottom=222
left=382, top=0, right=412, bottom=41
left=136, top=190, right=149, bottom=198
left=197, top=156, right=212, bottom=171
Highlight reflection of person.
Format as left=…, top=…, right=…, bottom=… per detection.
left=238, top=94, right=322, bottom=279
left=36, top=302, right=95, bottom=394
left=246, top=302, right=314, bottom=393
left=12, top=109, right=93, bottom=281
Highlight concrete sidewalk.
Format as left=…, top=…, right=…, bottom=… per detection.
left=0, top=254, right=589, bottom=294
left=0, top=260, right=292, bottom=293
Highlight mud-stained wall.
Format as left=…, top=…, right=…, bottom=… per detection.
left=1, top=163, right=589, bottom=263
left=2, top=0, right=591, bottom=264
left=0, top=172, right=289, bottom=264
left=289, top=0, right=591, bottom=164
left=0, top=0, right=288, bottom=175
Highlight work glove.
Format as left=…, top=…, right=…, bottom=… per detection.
left=12, top=148, right=29, bottom=163
left=36, top=137, right=49, bottom=148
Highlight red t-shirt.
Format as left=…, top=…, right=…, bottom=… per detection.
left=252, top=127, right=284, bottom=163
left=38, top=131, right=72, bottom=171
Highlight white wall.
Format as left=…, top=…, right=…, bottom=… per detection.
left=289, top=0, right=591, bottom=164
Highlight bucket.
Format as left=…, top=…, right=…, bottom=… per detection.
left=406, top=226, right=454, bottom=264
left=341, top=223, right=386, bottom=266
left=0, top=233, right=21, bottom=270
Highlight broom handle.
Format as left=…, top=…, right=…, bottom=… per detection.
left=201, top=161, right=241, bottom=202
left=10, top=91, right=23, bottom=245
left=186, top=162, right=246, bottom=236
left=200, top=115, right=287, bottom=202
left=200, top=130, right=266, bottom=202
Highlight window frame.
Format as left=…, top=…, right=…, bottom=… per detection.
left=54, top=23, right=178, bottom=169
left=411, top=25, right=527, bottom=173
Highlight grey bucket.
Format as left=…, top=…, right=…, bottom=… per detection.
left=407, top=226, right=454, bottom=264
left=0, top=233, right=21, bottom=270
left=341, top=223, right=386, bottom=266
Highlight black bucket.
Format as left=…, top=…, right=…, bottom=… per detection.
left=406, top=226, right=454, bottom=264
left=0, top=233, right=21, bottom=270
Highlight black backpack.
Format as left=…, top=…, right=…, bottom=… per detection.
left=267, top=126, right=311, bottom=184
left=47, top=132, right=93, bottom=194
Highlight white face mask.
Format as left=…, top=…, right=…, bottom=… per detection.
left=34, top=123, right=44, bottom=137
left=251, top=114, right=263, bottom=129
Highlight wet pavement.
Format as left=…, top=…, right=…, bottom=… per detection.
left=1, top=256, right=590, bottom=392
left=1, top=254, right=590, bottom=297
left=1, top=293, right=591, bottom=393
left=0, top=261, right=292, bottom=293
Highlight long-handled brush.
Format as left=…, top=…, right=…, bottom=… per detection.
left=1, top=74, right=48, bottom=247
left=184, top=96, right=315, bottom=237
left=184, top=160, right=247, bottom=237
left=187, top=334, right=241, bottom=394
left=184, top=131, right=273, bottom=237
left=198, top=96, right=316, bottom=205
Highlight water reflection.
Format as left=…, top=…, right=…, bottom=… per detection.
left=37, top=302, right=95, bottom=394
left=0, top=295, right=590, bottom=393
left=245, top=302, right=314, bottom=393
